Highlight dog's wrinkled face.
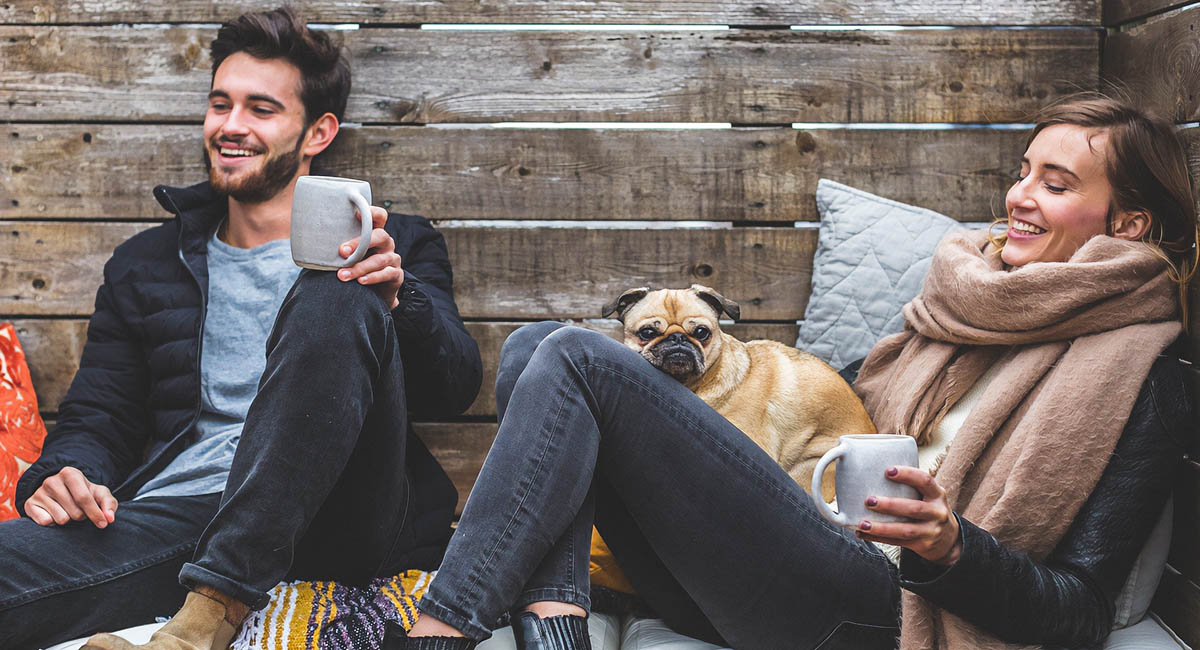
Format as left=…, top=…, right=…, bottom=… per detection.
left=614, top=287, right=730, bottom=382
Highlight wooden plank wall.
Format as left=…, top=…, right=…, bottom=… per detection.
left=1, top=2, right=1102, bottom=514
left=1103, top=2, right=1200, bottom=645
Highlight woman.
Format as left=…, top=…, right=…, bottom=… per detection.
left=399, top=96, right=1198, bottom=650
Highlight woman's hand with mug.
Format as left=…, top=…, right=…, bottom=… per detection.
left=855, top=466, right=962, bottom=566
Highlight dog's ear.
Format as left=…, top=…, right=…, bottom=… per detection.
left=602, top=287, right=650, bottom=321
left=690, top=284, right=741, bottom=321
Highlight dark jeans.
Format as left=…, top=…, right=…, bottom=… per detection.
left=417, top=323, right=900, bottom=650
left=0, top=271, right=417, bottom=649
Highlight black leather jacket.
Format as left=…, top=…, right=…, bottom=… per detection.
left=896, top=339, right=1194, bottom=648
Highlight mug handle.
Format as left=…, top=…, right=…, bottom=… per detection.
left=811, top=443, right=849, bottom=526
left=343, top=190, right=375, bottom=266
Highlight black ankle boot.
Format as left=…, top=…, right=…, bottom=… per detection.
left=512, top=611, right=592, bottom=650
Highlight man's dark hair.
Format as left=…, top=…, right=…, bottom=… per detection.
left=210, top=6, right=351, bottom=124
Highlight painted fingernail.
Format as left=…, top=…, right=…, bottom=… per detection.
left=886, top=466, right=899, bottom=477
left=338, top=270, right=350, bottom=280
left=865, top=496, right=878, bottom=507
left=859, top=520, right=872, bottom=531
left=341, top=245, right=352, bottom=253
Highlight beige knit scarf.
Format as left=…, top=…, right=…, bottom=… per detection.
left=854, top=231, right=1181, bottom=650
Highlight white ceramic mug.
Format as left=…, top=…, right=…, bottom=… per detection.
left=811, top=434, right=920, bottom=528
left=290, top=176, right=374, bottom=270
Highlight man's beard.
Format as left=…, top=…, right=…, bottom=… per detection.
left=204, top=133, right=304, bottom=203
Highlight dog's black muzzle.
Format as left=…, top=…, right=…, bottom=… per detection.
left=650, top=333, right=704, bottom=379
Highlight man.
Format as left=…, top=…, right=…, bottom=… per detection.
left=0, top=7, right=481, bottom=649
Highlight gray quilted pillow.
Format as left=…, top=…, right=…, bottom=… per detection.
left=796, top=179, right=970, bottom=369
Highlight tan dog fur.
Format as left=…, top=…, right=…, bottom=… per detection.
left=604, top=285, right=876, bottom=500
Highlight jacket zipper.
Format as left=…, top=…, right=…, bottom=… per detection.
left=114, top=192, right=210, bottom=498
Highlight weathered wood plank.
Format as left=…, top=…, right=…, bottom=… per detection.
left=13, top=318, right=799, bottom=417
left=1152, top=566, right=1200, bottom=649
left=1103, top=0, right=1191, bottom=26
left=1101, top=4, right=1200, bottom=123
left=0, top=0, right=1101, bottom=27
left=1, top=124, right=1026, bottom=222
left=1169, top=461, right=1200, bottom=585
left=0, top=222, right=156, bottom=316
left=446, top=226, right=814, bottom=320
left=0, top=26, right=1099, bottom=123
left=0, top=222, right=817, bottom=319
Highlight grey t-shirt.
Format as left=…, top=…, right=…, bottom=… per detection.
left=134, top=230, right=300, bottom=501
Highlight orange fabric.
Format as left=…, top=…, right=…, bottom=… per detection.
left=589, top=527, right=637, bottom=594
left=0, top=323, right=48, bottom=520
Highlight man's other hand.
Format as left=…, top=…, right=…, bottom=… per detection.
left=24, top=467, right=118, bottom=528
left=338, top=206, right=404, bottom=309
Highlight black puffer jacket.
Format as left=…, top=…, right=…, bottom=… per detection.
left=16, top=181, right=482, bottom=567
left=896, top=338, right=1194, bottom=648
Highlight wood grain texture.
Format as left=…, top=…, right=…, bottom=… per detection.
left=0, top=0, right=1101, bottom=27
left=13, top=318, right=799, bottom=417
left=1152, top=566, right=1200, bottom=648
left=444, top=226, right=814, bottom=320
left=0, top=222, right=817, bottom=318
left=1102, top=4, right=1200, bottom=122
left=0, top=222, right=156, bottom=316
left=1103, top=0, right=1192, bottom=26
left=0, top=26, right=1099, bottom=123
left=1, top=124, right=1026, bottom=222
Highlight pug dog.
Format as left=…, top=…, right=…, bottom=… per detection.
left=601, top=284, right=876, bottom=500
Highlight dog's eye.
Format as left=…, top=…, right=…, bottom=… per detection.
left=637, top=327, right=658, bottom=341
left=693, top=326, right=711, bottom=342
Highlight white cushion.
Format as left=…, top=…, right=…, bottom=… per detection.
left=1113, top=498, right=1174, bottom=629
left=796, top=179, right=970, bottom=369
left=1104, top=612, right=1191, bottom=649
left=620, top=616, right=729, bottom=650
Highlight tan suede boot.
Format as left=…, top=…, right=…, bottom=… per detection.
left=82, top=591, right=238, bottom=650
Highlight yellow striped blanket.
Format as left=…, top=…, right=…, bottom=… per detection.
left=230, top=570, right=435, bottom=650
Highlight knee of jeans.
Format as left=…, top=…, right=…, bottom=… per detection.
left=283, top=270, right=389, bottom=325
left=537, top=325, right=631, bottom=365
left=499, top=322, right=568, bottom=376
left=496, top=322, right=567, bottom=414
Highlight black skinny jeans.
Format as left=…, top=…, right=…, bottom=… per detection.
left=417, top=323, right=900, bottom=650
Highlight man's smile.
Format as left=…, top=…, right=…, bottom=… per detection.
left=211, top=141, right=265, bottom=167
left=218, top=146, right=259, bottom=158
